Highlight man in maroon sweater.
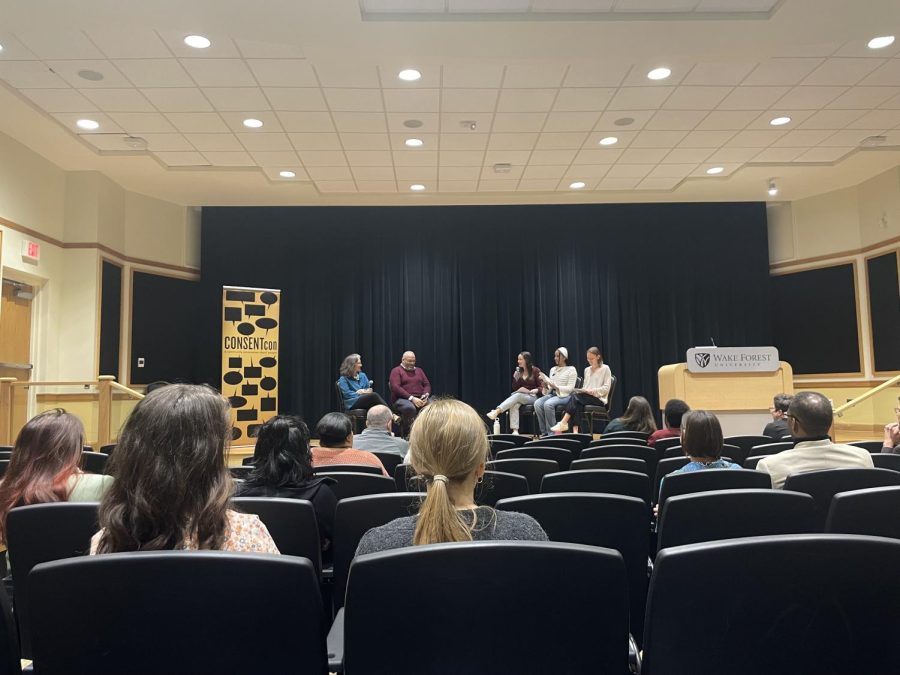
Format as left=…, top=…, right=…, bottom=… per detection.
left=389, top=351, right=432, bottom=438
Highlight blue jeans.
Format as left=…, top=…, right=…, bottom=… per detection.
left=534, top=394, right=570, bottom=435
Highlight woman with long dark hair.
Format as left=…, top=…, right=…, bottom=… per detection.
left=239, top=415, right=337, bottom=553
left=486, top=352, right=542, bottom=435
left=91, top=384, right=277, bottom=554
left=602, top=396, right=657, bottom=434
left=0, top=409, right=112, bottom=545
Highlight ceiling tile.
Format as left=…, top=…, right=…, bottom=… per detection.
left=234, top=38, right=306, bottom=59
left=264, top=88, right=328, bottom=111
left=202, top=151, right=255, bottom=167
left=553, top=88, right=615, bottom=112
left=45, top=60, right=133, bottom=89
left=0, top=61, right=69, bottom=88
left=341, top=133, right=391, bottom=150
left=607, top=86, right=674, bottom=110
left=396, top=166, right=437, bottom=181
left=164, top=112, right=229, bottom=133
left=718, top=86, right=794, bottom=110
left=694, top=110, right=759, bottom=130
left=184, top=133, right=244, bottom=151
left=802, top=58, right=885, bottom=86
left=108, top=112, right=176, bottom=133
left=77, top=88, right=154, bottom=112
left=645, top=110, right=708, bottom=130
left=154, top=151, right=209, bottom=166
left=278, top=111, right=336, bottom=133
left=620, top=62, right=689, bottom=87
left=219, top=111, right=283, bottom=133
left=648, top=163, right=696, bottom=178
left=584, top=130, right=638, bottom=147
left=299, top=151, right=349, bottom=167
left=522, top=165, right=568, bottom=180
left=142, top=88, right=213, bottom=112
left=379, top=65, right=440, bottom=89
left=618, top=147, right=668, bottom=163
left=180, top=59, right=256, bottom=87
left=819, top=129, right=882, bottom=147
left=353, top=166, right=396, bottom=180
left=438, top=133, right=489, bottom=150
left=531, top=0, right=616, bottom=10
left=393, top=150, right=439, bottom=166
left=703, top=147, right=759, bottom=162
left=544, top=111, right=599, bottom=132
left=744, top=109, right=815, bottom=130
left=0, top=35, right=37, bottom=60
left=517, top=179, right=562, bottom=191
left=877, top=93, right=900, bottom=110
left=440, top=150, right=487, bottom=166
left=157, top=32, right=241, bottom=59
left=248, top=60, right=318, bottom=87
left=345, top=150, right=393, bottom=166
left=394, top=112, right=442, bottom=133
left=860, top=60, right=900, bottom=86
left=480, top=165, right=525, bottom=180
left=528, top=149, right=578, bottom=164
left=16, top=30, right=103, bottom=60
left=770, top=42, right=841, bottom=59
left=678, top=129, right=737, bottom=147
left=695, top=0, right=782, bottom=10
left=724, top=129, right=787, bottom=147
left=262, top=166, right=310, bottom=181
left=81, top=134, right=137, bottom=151
left=203, top=88, right=271, bottom=112
left=826, top=87, right=900, bottom=109
left=832, top=38, right=900, bottom=59
left=573, top=148, right=622, bottom=164
left=315, top=181, right=357, bottom=193
left=324, top=88, right=385, bottom=112
left=306, top=166, right=352, bottom=180
left=682, top=62, right=756, bottom=86
left=477, top=180, right=520, bottom=192
left=597, top=177, right=642, bottom=190
left=663, top=85, right=731, bottom=110
left=289, top=133, right=343, bottom=150
left=483, top=150, right=532, bottom=166
left=774, top=85, right=846, bottom=109
left=536, top=132, right=589, bottom=149
left=138, top=133, right=194, bottom=151
left=661, top=148, right=713, bottom=163
left=85, top=29, right=171, bottom=59
left=440, top=166, right=481, bottom=180
left=383, top=89, right=441, bottom=112
left=637, top=177, right=682, bottom=190
left=631, top=130, right=688, bottom=147
left=492, top=112, right=547, bottom=132
left=742, top=58, right=824, bottom=86
left=332, top=112, right=387, bottom=132
left=593, top=110, right=655, bottom=130
left=439, top=180, right=479, bottom=192
left=236, top=132, right=292, bottom=151
left=847, top=110, right=900, bottom=129
left=20, top=89, right=96, bottom=112
left=563, top=64, right=631, bottom=88
left=441, top=89, right=499, bottom=113
left=751, top=147, right=805, bottom=162
left=442, top=64, right=504, bottom=88
left=798, top=109, right=866, bottom=129
left=314, top=64, right=379, bottom=88
left=114, top=59, right=194, bottom=88
left=487, top=133, right=539, bottom=150
left=502, top=64, right=566, bottom=88
left=605, top=163, right=654, bottom=178
left=564, top=165, right=612, bottom=178
left=690, top=163, right=740, bottom=176
left=795, top=146, right=854, bottom=162
left=357, top=180, right=399, bottom=193
left=497, top=89, right=557, bottom=113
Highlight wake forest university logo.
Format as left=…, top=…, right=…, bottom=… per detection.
left=694, top=353, right=711, bottom=368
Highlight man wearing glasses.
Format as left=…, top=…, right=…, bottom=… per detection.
left=884, top=399, right=900, bottom=453
left=763, top=393, right=793, bottom=440
left=757, top=391, right=873, bottom=489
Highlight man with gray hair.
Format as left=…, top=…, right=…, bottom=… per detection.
left=757, top=391, right=873, bottom=489
left=353, top=405, right=409, bottom=457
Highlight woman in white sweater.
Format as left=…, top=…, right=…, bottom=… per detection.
left=533, top=347, right=578, bottom=437
left=552, top=346, right=612, bottom=434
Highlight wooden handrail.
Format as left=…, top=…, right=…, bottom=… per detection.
left=833, top=373, right=900, bottom=417
left=110, top=381, right=145, bottom=400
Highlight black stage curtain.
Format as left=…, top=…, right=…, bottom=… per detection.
left=198, top=203, right=771, bottom=429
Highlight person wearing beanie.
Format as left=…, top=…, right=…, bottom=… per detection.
left=533, top=348, right=578, bottom=437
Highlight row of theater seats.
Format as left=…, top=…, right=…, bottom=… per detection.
left=7, top=489, right=900, bottom=673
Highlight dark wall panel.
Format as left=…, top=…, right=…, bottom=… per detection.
left=771, top=264, right=860, bottom=375
left=867, top=251, right=900, bottom=372
left=98, top=260, right=122, bottom=380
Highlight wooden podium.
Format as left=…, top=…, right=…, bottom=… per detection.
left=658, top=361, right=794, bottom=436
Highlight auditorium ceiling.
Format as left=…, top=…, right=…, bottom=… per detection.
left=1, top=0, right=900, bottom=205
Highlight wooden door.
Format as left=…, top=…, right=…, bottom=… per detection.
left=0, top=280, right=34, bottom=436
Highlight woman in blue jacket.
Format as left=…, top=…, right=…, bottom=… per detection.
left=338, top=353, right=388, bottom=412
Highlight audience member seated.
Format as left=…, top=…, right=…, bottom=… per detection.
left=757, top=391, right=874, bottom=489
left=356, top=398, right=547, bottom=555
left=353, top=405, right=409, bottom=457
left=389, top=351, right=432, bottom=438
left=763, top=393, right=793, bottom=439
left=883, top=399, right=900, bottom=453
left=533, top=347, right=577, bottom=438
left=337, top=353, right=389, bottom=413
left=237, top=415, right=337, bottom=554
left=91, top=384, right=278, bottom=554
left=648, top=399, right=690, bottom=447
left=0, top=409, right=113, bottom=547
left=312, top=413, right=388, bottom=476
left=552, top=346, right=612, bottom=434
left=486, top=352, right=543, bottom=436
left=659, top=410, right=740, bottom=492
left=602, top=395, right=657, bottom=435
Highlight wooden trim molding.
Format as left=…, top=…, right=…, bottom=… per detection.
left=793, top=379, right=895, bottom=388
left=769, top=234, right=900, bottom=271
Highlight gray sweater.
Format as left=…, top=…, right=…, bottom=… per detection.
left=356, top=506, right=548, bottom=556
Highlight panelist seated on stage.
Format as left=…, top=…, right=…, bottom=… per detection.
left=756, top=391, right=874, bottom=489
left=312, top=413, right=389, bottom=476
left=551, top=346, right=612, bottom=434
left=354, top=405, right=409, bottom=457
left=763, top=393, right=793, bottom=440
left=602, top=396, right=657, bottom=435
left=337, top=353, right=389, bottom=413
left=533, top=347, right=578, bottom=438
left=486, top=352, right=543, bottom=436
left=389, top=351, right=432, bottom=436
left=882, top=399, right=900, bottom=454
left=648, top=399, right=690, bottom=447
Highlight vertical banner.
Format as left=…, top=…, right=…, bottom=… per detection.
left=221, top=286, right=280, bottom=444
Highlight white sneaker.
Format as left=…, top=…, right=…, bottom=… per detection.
left=486, top=409, right=499, bottom=421
left=550, top=421, right=568, bottom=433
left=511, top=429, right=519, bottom=435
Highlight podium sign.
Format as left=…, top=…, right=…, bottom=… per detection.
left=221, top=286, right=280, bottom=444
left=686, top=346, right=780, bottom=373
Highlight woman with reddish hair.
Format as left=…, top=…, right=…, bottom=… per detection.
left=0, top=409, right=112, bottom=545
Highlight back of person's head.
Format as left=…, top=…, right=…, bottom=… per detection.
left=773, top=393, right=793, bottom=413
left=338, top=353, right=360, bottom=378
left=247, top=415, right=313, bottom=488
left=408, top=398, right=490, bottom=546
left=681, top=410, right=724, bottom=460
left=620, top=396, right=657, bottom=433
left=664, top=399, right=690, bottom=429
left=96, top=384, right=232, bottom=553
left=316, top=412, right=353, bottom=447
left=786, top=391, right=833, bottom=437
left=0, top=409, right=84, bottom=543
left=366, top=405, right=392, bottom=429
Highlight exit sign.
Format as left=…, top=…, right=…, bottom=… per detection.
left=22, top=240, right=40, bottom=264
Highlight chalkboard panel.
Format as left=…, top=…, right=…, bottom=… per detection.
left=867, top=252, right=900, bottom=372
left=99, top=261, right=122, bottom=380
left=771, top=264, right=860, bottom=375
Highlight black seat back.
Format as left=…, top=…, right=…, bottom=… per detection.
left=229, top=466, right=253, bottom=479
left=80, top=451, right=108, bottom=475
left=749, top=441, right=793, bottom=456
left=826, top=486, right=900, bottom=538
left=0, top=579, right=18, bottom=675
left=654, top=457, right=689, bottom=501
left=658, top=489, right=817, bottom=551
left=643, top=534, right=900, bottom=675
left=742, top=455, right=767, bottom=470
left=487, top=433, right=527, bottom=447
left=652, top=436, right=681, bottom=458
left=485, top=458, right=559, bottom=494
left=313, top=463, right=382, bottom=475
left=580, top=444, right=657, bottom=479
left=589, top=437, right=647, bottom=448
left=541, top=469, right=651, bottom=503
left=724, top=435, right=774, bottom=457
left=315, top=472, right=395, bottom=501
left=522, top=437, right=582, bottom=455
left=393, top=463, right=425, bottom=492
left=872, top=454, right=900, bottom=472
left=848, top=440, right=888, bottom=453
left=658, top=469, right=770, bottom=508
left=495, top=446, right=574, bottom=471
left=496, top=493, right=649, bottom=646
left=476, top=470, right=529, bottom=507
left=783, top=468, right=900, bottom=529
left=370, top=452, right=404, bottom=476
left=570, top=456, right=648, bottom=474
left=664, top=443, right=744, bottom=464
left=29, top=552, right=326, bottom=674
left=231, top=497, right=321, bottom=574
left=345, top=542, right=628, bottom=674
left=601, top=430, right=650, bottom=441
left=7, top=502, right=99, bottom=658
left=488, top=439, right=515, bottom=456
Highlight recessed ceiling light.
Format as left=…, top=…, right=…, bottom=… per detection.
left=403, top=119, right=424, bottom=129
left=868, top=35, right=895, bottom=50
left=767, top=180, right=779, bottom=197
left=279, top=170, right=296, bottom=178
left=398, top=69, right=422, bottom=81
left=184, top=35, right=211, bottom=49
left=706, top=166, right=724, bottom=175
left=410, top=184, right=426, bottom=191
left=599, top=136, right=618, bottom=146
left=0, top=43, right=4, bottom=52
left=569, top=181, right=586, bottom=189
left=405, top=138, right=424, bottom=147
left=78, top=69, right=104, bottom=81
left=647, top=67, right=671, bottom=81
left=76, top=119, right=100, bottom=131
left=242, top=118, right=263, bottom=128
left=769, top=116, right=792, bottom=126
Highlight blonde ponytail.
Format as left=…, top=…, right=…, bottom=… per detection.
left=413, top=475, right=470, bottom=545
